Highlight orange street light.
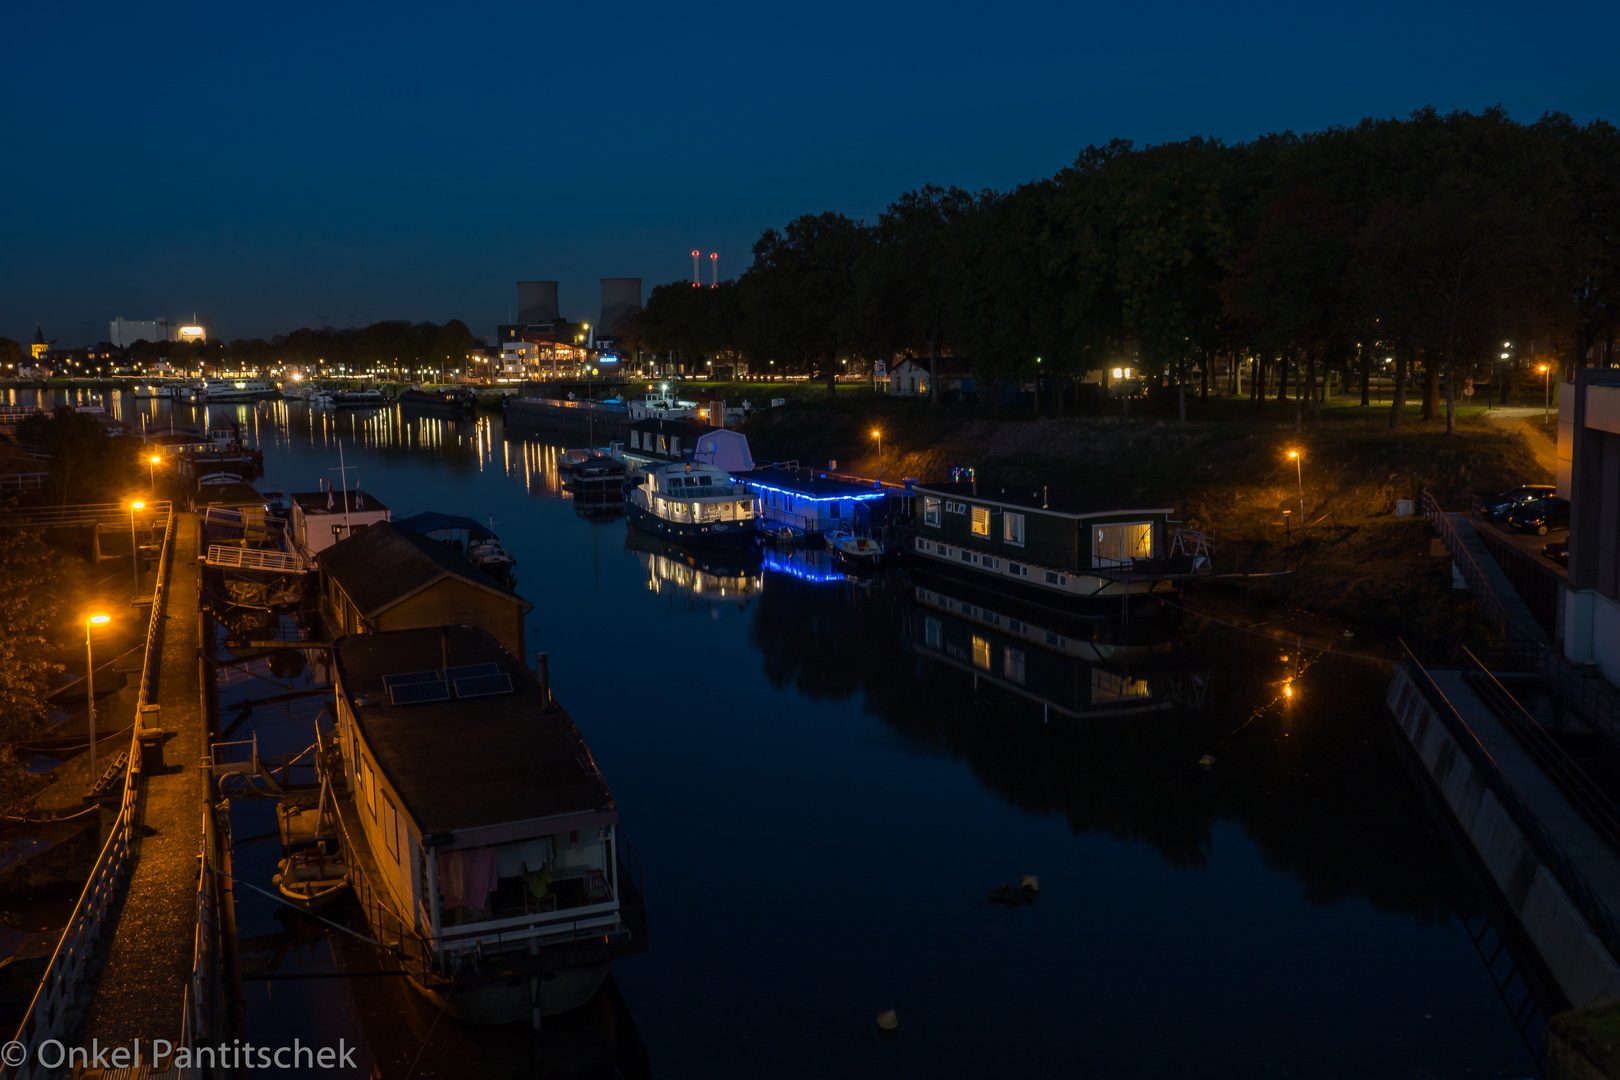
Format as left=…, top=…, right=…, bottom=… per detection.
left=872, top=429, right=884, bottom=483
left=1539, top=364, right=1552, bottom=425
left=129, top=501, right=146, bottom=598
left=1288, top=450, right=1304, bottom=521
left=86, top=614, right=111, bottom=772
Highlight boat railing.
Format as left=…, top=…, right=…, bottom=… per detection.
left=2, top=504, right=175, bottom=1080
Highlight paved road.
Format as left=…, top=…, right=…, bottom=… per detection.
left=1477, top=515, right=1568, bottom=580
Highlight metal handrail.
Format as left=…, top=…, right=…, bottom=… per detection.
left=1421, top=490, right=1544, bottom=643
left=1460, top=646, right=1620, bottom=859
left=3, top=504, right=176, bottom=1079
left=0, top=501, right=174, bottom=530
left=1399, top=640, right=1620, bottom=969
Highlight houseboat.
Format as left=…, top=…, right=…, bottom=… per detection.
left=617, top=418, right=753, bottom=474
left=909, top=478, right=1203, bottom=610
left=400, top=386, right=476, bottom=416
left=332, top=388, right=387, bottom=408
left=626, top=386, right=699, bottom=421
left=623, top=460, right=761, bottom=550
left=329, top=625, right=646, bottom=1021
left=736, top=465, right=897, bottom=538
left=199, top=378, right=280, bottom=402
left=290, top=486, right=392, bottom=563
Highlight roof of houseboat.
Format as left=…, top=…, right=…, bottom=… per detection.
left=333, top=625, right=613, bottom=834
left=627, top=416, right=717, bottom=438
left=320, top=521, right=529, bottom=617
left=737, top=468, right=889, bottom=500
left=913, top=480, right=1173, bottom=519
left=291, top=489, right=389, bottom=515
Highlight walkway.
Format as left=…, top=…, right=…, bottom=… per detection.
left=75, top=513, right=206, bottom=1046
left=1482, top=406, right=1559, bottom=478
left=1442, top=510, right=1551, bottom=644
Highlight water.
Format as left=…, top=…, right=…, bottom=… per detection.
left=16, top=390, right=1541, bottom=1077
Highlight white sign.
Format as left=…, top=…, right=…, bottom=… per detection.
left=772, top=397, right=786, bottom=407
left=874, top=361, right=887, bottom=379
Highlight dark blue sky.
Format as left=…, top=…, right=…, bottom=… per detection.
left=6, top=0, right=1617, bottom=345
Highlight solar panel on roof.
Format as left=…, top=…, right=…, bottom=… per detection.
left=389, top=681, right=451, bottom=706
left=383, top=669, right=443, bottom=689
left=453, top=673, right=513, bottom=699
left=444, top=662, right=500, bottom=682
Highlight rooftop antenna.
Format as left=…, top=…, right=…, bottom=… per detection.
left=328, top=441, right=355, bottom=535
left=691, top=251, right=701, bottom=288
left=709, top=253, right=719, bottom=289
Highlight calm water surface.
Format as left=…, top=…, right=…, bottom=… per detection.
left=22, top=390, right=1539, bottom=1077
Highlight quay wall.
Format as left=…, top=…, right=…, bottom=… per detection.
left=1387, top=667, right=1620, bottom=1007
left=504, top=398, right=629, bottom=439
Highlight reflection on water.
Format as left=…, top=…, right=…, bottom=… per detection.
left=15, top=391, right=1539, bottom=1076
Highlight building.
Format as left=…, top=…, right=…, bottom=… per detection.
left=290, top=488, right=392, bottom=562
left=1559, top=370, right=1620, bottom=681
left=318, top=522, right=531, bottom=656
left=909, top=479, right=1177, bottom=604
left=109, top=315, right=211, bottom=348
left=31, top=325, right=48, bottom=362
left=890, top=359, right=930, bottom=397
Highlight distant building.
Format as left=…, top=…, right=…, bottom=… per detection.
left=31, top=325, right=47, bottom=361
left=890, top=360, right=930, bottom=397
left=110, top=314, right=211, bottom=348
left=317, top=521, right=531, bottom=657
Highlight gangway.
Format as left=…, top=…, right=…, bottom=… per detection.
left=0, top=501, right=173, bottom=529
left=205, top=544, right=305, bottom=573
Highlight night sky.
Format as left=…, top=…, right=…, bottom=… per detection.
left=6, top=0, right=1617, bottom=344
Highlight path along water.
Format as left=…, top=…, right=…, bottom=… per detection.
left=11, top=388, right=1543, bottom=1078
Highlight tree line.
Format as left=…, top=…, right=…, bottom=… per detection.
left=635, top=107, right=1620, bottom=431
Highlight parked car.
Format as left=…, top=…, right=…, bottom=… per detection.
left=1544, top=539, right=1569, bottom=567
left=1506, top=496, right=1570, bottom=536
left=1481, top=484, right=1556, bottom=519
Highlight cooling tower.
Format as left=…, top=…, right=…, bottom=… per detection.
left=599, top=278, right=643, bottom=335
left=517, top=281, right=560, bottom=325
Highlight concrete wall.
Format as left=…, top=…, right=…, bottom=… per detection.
left=1387, top=668, right=1620, bottom=1007
left=1565, top=589, right=1620, bottom=686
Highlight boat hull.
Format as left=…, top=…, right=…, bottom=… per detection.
left=400, top=393, right=474, bottom=416
left=624, top=500, right=760, bottom=550
left=411, top=963, right=613, bottom=1022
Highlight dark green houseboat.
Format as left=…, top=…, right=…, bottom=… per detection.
left=910, top=479, right=1203, bottom=608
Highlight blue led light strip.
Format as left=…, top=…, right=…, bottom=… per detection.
left=741, top=480, right=888, bottom=503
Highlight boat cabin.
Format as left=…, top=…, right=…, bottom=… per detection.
left=331, top=626, right=633, bottom=977
left=291, top=488, right=392, bottom=561
left=737, top=466, right=896, bottom=536
left=909, top=479, right=1177, bottom=601
left=319, top=521, right=530, bottom=655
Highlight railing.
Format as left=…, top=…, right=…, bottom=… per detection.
left=1421, top=489, right=1545, bottom=643
left=0, top=500, right=174, bottom=530
left=1399, top=640, right=1620, bottom=970
left=3, top=504, right=176, bottom=1079
left=1460, top=646, right=1620, bottom=860
left=183, top=803, right=221, bottom=1077
left=205, top=545, right=305, bottom=573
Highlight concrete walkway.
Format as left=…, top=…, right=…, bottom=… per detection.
left=76, top=513, right=206, bottom=1046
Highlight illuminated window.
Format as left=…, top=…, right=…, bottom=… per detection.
left=1005, top=648, right=1026, bottom=684
left=1094, top=522, right=1154, bottom=567
left=971, top=506, right=990, bottom=536
left=1004, top=512, right=1025, bottom=545
left=972, top=635, right=991, bottom=670
left=1092, top=669, right=1152, bottom=703
left=923, top=497, right=941, bottom=526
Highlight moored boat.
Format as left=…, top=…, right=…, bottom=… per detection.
left=328, top=625, right=647, bottom=1022
left=200, top=378, right=280, bottom=402
left=623, top=460, right=761, bottom=550
left=400, top=386, right=476, bottom=416
left=825, top=528, right=889, bottom=565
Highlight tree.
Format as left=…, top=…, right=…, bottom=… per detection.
left=740, top=212, right=870, bottom=396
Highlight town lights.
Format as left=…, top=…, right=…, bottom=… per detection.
left=86, top=614, right=111, bottom=771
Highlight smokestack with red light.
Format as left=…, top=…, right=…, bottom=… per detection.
left=691, top=250, right=700, bottom=288
left=709, top=252, right=718, bottom=289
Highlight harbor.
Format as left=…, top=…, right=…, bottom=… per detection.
left=0, top=386, right=1562, bottom=1076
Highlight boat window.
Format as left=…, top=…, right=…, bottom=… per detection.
left=1094, top=522, right=1154, bottom=567
left=971, top=507, right=991, bottom=536
left=384, top=794, right=400, bottom=860
left=972, top=635, right=991, bottom=670
left=1005, top=648, right=1026, bottom=685
left=922, top=497, right=941, bottom=527
left=924, top=617, right=942, bottom=649
left=630, top=431, right=640, bottom=448
left=1004, top=512, right=1025, bottom=545
left=700, top=475, right=712, bottom=486
left=1044, top=570, right=1068, bottom=586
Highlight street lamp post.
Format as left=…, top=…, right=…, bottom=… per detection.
left=1288, top=450, right=1304, bottom=521
left=86, top=614, right=110, bottom=772
left=148, top=455, right=160, bottom=491
left=872, top=430, right=883, bottom=483
left=1540, top=364, right=1551, bottom=428
left=129, top=501, right=145, bottom=599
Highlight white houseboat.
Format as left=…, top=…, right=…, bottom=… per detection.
left=330, top=625, right=646, bottom=1021
left=623, top=460, right=761, bottom=550
left=290, top=486, right=392, bottom=563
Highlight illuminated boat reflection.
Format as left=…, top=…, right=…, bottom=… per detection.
left=908, top=584, right=1209, bottom=718
left=623, top=528, right=763, bottom=606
